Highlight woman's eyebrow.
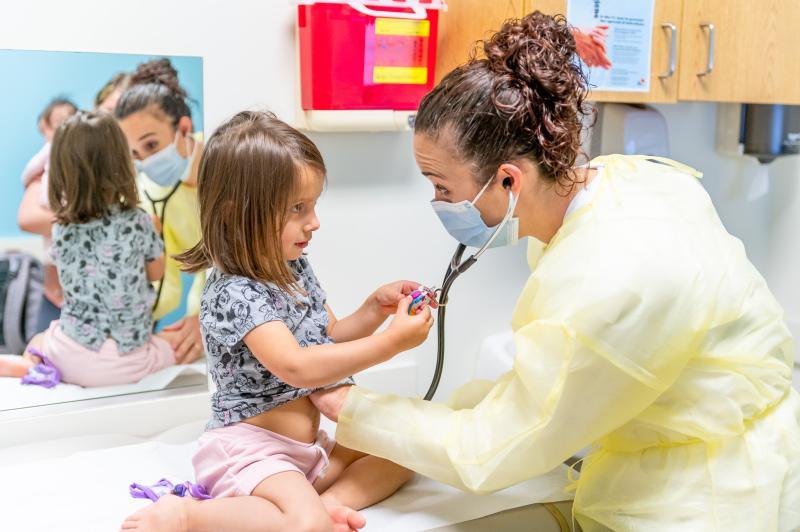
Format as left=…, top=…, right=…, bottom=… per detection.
left=422, top=171, right=446, bottom=180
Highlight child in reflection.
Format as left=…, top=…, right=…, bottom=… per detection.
left=0, top=111, right=176, bottom=386
left=20, top=98, right=78, bottom=188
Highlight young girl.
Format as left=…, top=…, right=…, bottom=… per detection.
left=0, top=112, right=175, bottom=386
left=121, top=111, right=433, bottom=532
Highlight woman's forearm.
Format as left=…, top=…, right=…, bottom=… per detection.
left=18, top=181, right=53, bottom=236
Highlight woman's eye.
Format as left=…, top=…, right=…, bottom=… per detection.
left=434, top=185, right=449, bottom=196
left=291, top=203, right=303, bottom=214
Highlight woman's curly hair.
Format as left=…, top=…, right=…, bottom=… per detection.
left=415, top=11, right=591, bottom=191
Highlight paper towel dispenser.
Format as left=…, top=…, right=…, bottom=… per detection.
left=589, top=103, right=670, bottom=158
left=717, top=104, right=800, bottom=164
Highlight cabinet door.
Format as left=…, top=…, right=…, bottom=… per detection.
left=679, top=0, right=800, bottom=104
left=435, top=0, right=525, bottom=83
left=528, top=0, right=682, bottom=103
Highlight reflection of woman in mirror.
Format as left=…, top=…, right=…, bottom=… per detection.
left=0, top=112, right=176, bottom=385
left=116, top=58, right=206, bottom=365
left=95, top=72, right=131, bottom=113
left=17, top=98, right=78, bottom=334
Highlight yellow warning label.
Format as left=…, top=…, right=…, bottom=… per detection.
left=373, top=66, right=428, bottom=84
left=375, top=18, right=430, bottom=37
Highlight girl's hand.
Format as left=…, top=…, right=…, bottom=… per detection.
left=310, top=385, right=352, bottom=422
left=385, top=296, right=434, bottom=352
left=157, top=315, right=204, bottom=364
left=372, top=280, right=437, bottom=317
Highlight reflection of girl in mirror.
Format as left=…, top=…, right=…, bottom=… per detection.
left=0, top=112, right=176, bottom=385
left=116, top=58, right=206, bottom=365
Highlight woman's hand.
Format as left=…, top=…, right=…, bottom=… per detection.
left=311, top=385, right=352, bottom=423
left=371, top=280, right=438, bottom=317
left=157, top=315, right=204, bottom=364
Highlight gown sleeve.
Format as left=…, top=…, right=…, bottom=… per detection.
left=337, top=211, right=706, bottom=493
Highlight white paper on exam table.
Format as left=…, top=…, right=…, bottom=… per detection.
left=0, top=357, right=206, bottom=410
left=0, top=420, right=572, bottom=532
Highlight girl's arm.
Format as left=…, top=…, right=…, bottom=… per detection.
left=326, top=280, right=429, bottom=343
left=145, top=254, right=165, bottom=281
left=245, top=297, right=432, bottom=389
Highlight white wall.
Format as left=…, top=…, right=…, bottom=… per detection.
left=3, top=2, right=797, bottom=398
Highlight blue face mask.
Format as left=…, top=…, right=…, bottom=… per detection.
left=135, top=131, right=196, bottom=188
left=431, top=177, right=519, bottom=249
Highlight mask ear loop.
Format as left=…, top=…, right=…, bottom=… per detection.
left=471, top=175, right=495, bottom=205
left=175, top=128, right=199, bottom=183
left=177, top=128, right=199, bottom=161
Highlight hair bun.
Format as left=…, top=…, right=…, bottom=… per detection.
left=483, top=11, right=578, bottom=95
left=131, top=58, right=187, bottom=100
left=479, top=11, right=589, bottom=185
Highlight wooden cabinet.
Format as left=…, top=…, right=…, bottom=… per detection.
left=678, top=0, right=800, bottom=104
left=434, top=0, right=523, bottom=83
left=435, top=0, right=800, bottom=105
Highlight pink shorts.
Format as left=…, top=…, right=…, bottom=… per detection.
left=193, top=423, right=336, bottom=498
left=39, top=321, right=175, bottom=387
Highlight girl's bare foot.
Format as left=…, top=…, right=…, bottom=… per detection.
left=0, top=356, right=34, bottom=378
left=120, top=494, right=190, bottom=532
left=325, top=503, right=366, bottom=532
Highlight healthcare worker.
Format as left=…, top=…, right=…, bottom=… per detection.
left=116, top=58, right=205, bottom=364
left=311, top=11, right=800, bottom=531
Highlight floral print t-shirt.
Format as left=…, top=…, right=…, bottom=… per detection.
left=51, top=206, right=162, bottom=353
left=200, top=256, right=354, bottom=429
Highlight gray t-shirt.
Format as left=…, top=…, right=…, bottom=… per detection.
left=201, top=257, right=354, bottom=429
left=51, top=207, right=162, bottom=353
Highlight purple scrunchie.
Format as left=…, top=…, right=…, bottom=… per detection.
left=20, top=347, right=61, bottom=388
left=130, top=479, right=212, bottom=502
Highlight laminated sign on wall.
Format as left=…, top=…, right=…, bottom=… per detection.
left=567, top=0, right=655, bottom=92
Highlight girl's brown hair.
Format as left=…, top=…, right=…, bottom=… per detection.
left=48, top=111, right=139, bottom=224
left=177, top=111, right=325, bottom=292
left=414, top=11, right=590, bottom=191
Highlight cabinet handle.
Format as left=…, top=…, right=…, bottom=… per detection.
left=659, top=23, right=677, bottom=79
left=697, top=23, right=715, bottom=77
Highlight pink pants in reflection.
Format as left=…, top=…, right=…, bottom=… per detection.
left=39, top=320, right=175, bottom=387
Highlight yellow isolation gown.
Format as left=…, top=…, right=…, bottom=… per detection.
left=336, top=155, right=800, bottom=531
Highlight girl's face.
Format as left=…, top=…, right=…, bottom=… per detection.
left=118, top=108, right=192, bottom=161
left=282, top=165, right=323, bottom=261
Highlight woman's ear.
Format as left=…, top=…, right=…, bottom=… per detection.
left=177, top=116, right=194, bottom=136
left=496, top=162, right=525, bottom=196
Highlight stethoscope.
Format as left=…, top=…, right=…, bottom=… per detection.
left=423, top=185, right=517, bottom=401
left=144, top=182, right=181, bottom=329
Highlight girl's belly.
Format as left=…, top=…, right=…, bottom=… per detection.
left=243, top=396, right=320, bottom=443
